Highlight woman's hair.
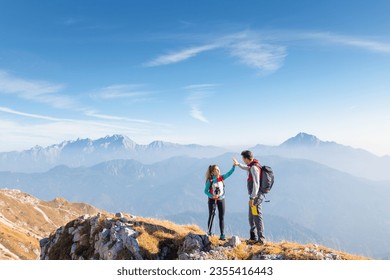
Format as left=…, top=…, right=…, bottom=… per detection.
left=205, top=164, right=218, bottom=182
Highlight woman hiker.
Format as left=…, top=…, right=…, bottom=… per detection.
left=204, top=159, right=236, bottom=240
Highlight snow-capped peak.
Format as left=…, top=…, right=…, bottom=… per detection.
left=281, top=132, right=322, bottom=147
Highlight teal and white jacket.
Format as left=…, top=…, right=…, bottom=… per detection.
left=204, top=165, right=235, bottom=200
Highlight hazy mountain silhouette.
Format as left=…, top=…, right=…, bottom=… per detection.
left=0, top=135, right=226, bottom=173
left=251, top=132, right=390, bottom=181
left=1, top=154, right=389, bottom=259
left=1, top=132, right=389, bottom=181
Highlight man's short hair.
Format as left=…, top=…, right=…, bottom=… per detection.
left=241, top=150, right=253, bottom=160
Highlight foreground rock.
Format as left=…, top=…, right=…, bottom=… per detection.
left=40, top=213, right=362, bottom=260
left=40, top=213, right=141, bottom=260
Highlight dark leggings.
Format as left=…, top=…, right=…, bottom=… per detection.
left=207, top=198, right=225, bottom=235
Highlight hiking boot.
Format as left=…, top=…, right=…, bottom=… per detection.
left=255, top=239, right=266, bottom=245
left=219, top=234, right=226, bottom=241
left=249, top=232, right=257, bottom=241
left=246, top=239, right=256, bottom=245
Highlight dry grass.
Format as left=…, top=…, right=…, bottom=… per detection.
left=133, top=216, right=204, bottom=259
left=0, top=223, right=39, bottom=260
left=0, top=189, right=102, bottom=260
left=130, top=216, right=369, bottom=260
left=224, top=239, right=369, bottom=260
left=264, top=241, right=369, bottom=260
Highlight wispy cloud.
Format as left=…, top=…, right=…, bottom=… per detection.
left=305, top=32, right=390, bottom=54
left=229, top=41, right=287, bottom=73
left=0, top=106, right=154, bottom=129
left=185, top=83, right=218, bottom=124
left=190, top=106, right=209, bottom=123
left=145, top=44, right=220, bottom=67
left=145, top=30, right=390, bottom=76
left=83, top=110, right=151, bottom=124
left=0, top=118, right=146, bottom=152
left=0, top=106, right=174, bottom=151
left=0, top=70, right=76, bottom=108
left=144, top=32, right=286, bottom=74
left=94, top=84, right=151, bottom=100
left=184, top=84, right=218, bottom=90
left=0, top=106, right=62, bottom=122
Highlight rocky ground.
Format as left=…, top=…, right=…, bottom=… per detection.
left=40, top=213, right=368, bottom=260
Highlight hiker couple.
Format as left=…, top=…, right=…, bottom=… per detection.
left=204, top=150, right=266, bottom=244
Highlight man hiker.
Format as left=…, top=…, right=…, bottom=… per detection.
left=233, top=150, right=266, bottom=244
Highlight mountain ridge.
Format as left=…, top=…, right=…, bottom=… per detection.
left=280, top=132, right=336, bottom=147
left=0, top=135, right=226, bottom=173
left=1, top=154, right=389, bottom=258
left=0, top=189, right=102, bottom=260
left=1, top=132, right=389, bottom=180
left=251, top=132, right=390, bottom=181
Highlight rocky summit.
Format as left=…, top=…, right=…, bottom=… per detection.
left=40, top=213, right=368, bottom=260
left=40, top=213, right=141, bottom=260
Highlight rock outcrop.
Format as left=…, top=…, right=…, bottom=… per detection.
left=40, top=213, right=364, bottom=260
left=40, top=213, right=141, bottom=260
left=40, top=213, right=251, bottom=260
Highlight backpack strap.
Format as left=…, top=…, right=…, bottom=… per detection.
left=209, top=176, right=225, bottom=197
left=248, top=161, right=262, bottom=181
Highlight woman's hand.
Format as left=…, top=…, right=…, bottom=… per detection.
left=212, top=195, right=219, bottom=199
left=232, top=157, right=239, bottom=166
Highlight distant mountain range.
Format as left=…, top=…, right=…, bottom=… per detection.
left=0, top=133, right=389, bottom=259
left=1, top=132, right=389, bottom=181
left=251, top=132, right=390, bottom=181
left=0, top=135, right=226, bottom=173
left=1, top=154, right=389, bottom=259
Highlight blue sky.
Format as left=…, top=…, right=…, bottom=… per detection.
left=1, top=0, right=390, bottom=155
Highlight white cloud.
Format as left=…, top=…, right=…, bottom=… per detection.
left=183, top=84, right=218, bottom=90
left=284, top=31, right=390, bottom=54
left=301, top=32, right=390, bottom=53
left=83, top=110, right=151, bottom=124
left=0, top=106, right=62, bottom=121
left=94, top=84, right=151, bottom=100
left=229, top=41, right=287, bottom=73
left=0, top=120, right=143, bottom=152
left=144, top=32, right=287, bottom=74
left=145, top=30, right=390, bottom=76
left=190, top=106, right=209, bottom=123
left=185, top=84, right=216, bottom=124
left=0, top=106, right=174, bottom=151
left=0, top=106, right=170, bottom=130
left=145, top=44, right=219, bottom=66
left=0, top=70, right=76, bottom=108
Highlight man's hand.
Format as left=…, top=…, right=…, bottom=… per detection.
left=232, top=157, right=239, bottom=166
left=249, top=199, right=254, bottom=207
